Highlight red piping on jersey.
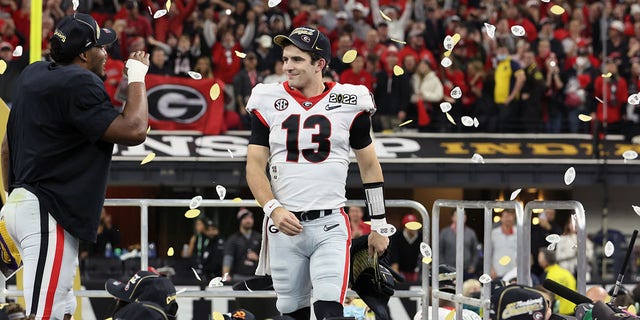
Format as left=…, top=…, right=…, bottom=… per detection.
left=43, top=224, right=65, bottom=318
left=339, top=209, right=351, bottom=303
left=252, top=110, right=268, bottom=127
left=283, top=81, right=336, bottom=110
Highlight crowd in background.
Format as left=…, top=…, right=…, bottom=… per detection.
left=3, top=0, right=640, bottom=134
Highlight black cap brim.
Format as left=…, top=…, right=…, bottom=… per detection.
left=273, top=35, right=304, bottom=51
left=105, top=278, right=130, bottom=301
left=96, top=27, right=117, bottom=46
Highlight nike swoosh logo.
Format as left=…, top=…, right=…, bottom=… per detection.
left=315, top=46, right=323, bottom=50
left=325, top=104, right=341, bottom=111
left=323, top=223, right=340, bottom=232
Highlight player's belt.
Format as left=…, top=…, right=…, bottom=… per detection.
left=291, top=209, right=341, bottom=221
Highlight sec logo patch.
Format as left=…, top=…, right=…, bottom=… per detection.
left=274, top=98, right=289, bottom=111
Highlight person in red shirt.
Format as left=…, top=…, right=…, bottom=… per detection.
left=339, top=54, right=374, bottom=91
left=104, top=57, right=125, bottom=107
left=211, top=29, right=243, bottom=84
left=592, top=57, right=628, bottom=136
left=505, top=5, right=538, bottom=43
left=150, top=0, right=197, bottom=43
left=347, top=206, right=371, bottom=239
left=398, top=29, right=436, bottom=71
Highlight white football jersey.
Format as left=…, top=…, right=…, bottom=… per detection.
left=246, top=81, right=375, bottom=212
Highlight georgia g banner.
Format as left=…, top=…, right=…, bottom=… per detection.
left=146, top=74, right=225, bottom=134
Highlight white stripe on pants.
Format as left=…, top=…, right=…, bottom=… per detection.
left=1, top=188, right=78, bottom=319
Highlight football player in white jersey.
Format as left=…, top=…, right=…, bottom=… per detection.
left=245, top=26, right=390, bottom=320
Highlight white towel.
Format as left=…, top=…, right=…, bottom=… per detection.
left=255, top=217, right=271, bottom=275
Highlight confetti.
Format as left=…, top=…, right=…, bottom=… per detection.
left=595, top=96, right=604, bottom=103
left=484, top=23, right=496, bottom=39
left=629, top=305, right=637, bottom=316
left=375, top=223, right=397, bottom=236
left=165, top=0, right=171, bottom=11
left=445, top=309, right=456, bottom=320
left=216, top=185, right=226, bottom=200
left=187, top=71, right=202, bottom=80
left=267, top=0, right=281, bottom=7
left=147, top=126, right=151, bottom=134
left=452, top=33, right=461, bottom=45
left=450, top=86, right=462, bottom=99
left=578, top=114, right=592, bottom=122
left=141, top=152, right=156, bottom=165
left=399, top=119, right=413, bottom=127
left=604, top=241, right=614, bottom=257
left=0, top=60, right=6, bottom=75
left=441, top=57, right=452, bottom=68
left=443, top=50, right=452, bottom=57
left=210, top=83, right=221, bottom=100
left=420, top=242, right=432, bottom=258
left=546, top=234, right=561, bottom=244
left=510, top=188, right=522, bottom=201
left=191, top=267, right=202, bottom=281
left=547, top=243, right=557, bottom=251
left=390, top=38, right=407, bottom=45
left=473, top=117, right=480, bottom=128
left=208, top=277, right=224, bottom=287
left=234, top=50, right=247, bottom=58
left=446, top=112, right=456, bottom=125
left=541, top=0, right=550, bottom=2
left=342, top=49, right=358, bottom=63
left=440, top=102, right=452, bottom=113
left=499, top=256, right=511, bottom=266
left=550, top=4, right=565, bottom=15
left=222, top=273, right=229, bottom=282
left=393, top=65, right=405, bottom=76
left=167, top=247, right=174, bottom=256
left=461, top=116, right=474, bottom=127
left=633, top=205, right=640, bottom=216
left=72, top=0, right=79, bottom=10
left=471, top=153, right=485, bottom=164
left=11, top=45, right=22, bottom=57
left=479, top=274, right=492, bottom=284
left=405, top=221, right=422, bottom=230
left=185, top=209, right=201, bottom=218
left=227, top=148, right=234, bottom=158
left=189, top=195, right=203, bottom=209
left=601, top=72, right=612, bottom=78
left=564, top=167, right=576, bottom=185
left=628, top=93, right=640, bottom=105
left=176, top=288, right=187, bottom=295
left=153, top=9, right=167, bottom=19
left=232, top=197, right=242, bottom=202
left=444, top=35, right=454, bottom=51
left=213, top=312, right=226, bottom=320
left=510, top=25, right=526, bottom=37
left=379, top=9, right=392, bottom=22
left=422, top=256, right=432, bottom=264
left=147, top=5, right=153, bottom=15
left=623, top=150, right=638, bottom=161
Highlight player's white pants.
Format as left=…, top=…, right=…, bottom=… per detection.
left=268, top=210, right=351, bottom=313
left=2, top=188, right=78, bottom=319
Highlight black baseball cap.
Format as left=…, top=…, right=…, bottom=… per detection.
left=106, top=270, right=178, bottom=318
left=113, top=301, right=168, bottom=320
left=273, top=26, right=331, bottom=64
left=50, top=13, right=117, bottom=63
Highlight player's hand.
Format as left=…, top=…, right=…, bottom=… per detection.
left=271, top=207, right=303, bottom=236
left=128, top=51, right=150, bottom=66
left=367, top=231, right=389, bottom=256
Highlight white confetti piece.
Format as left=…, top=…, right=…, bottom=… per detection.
left=440, top=102, right=452, bottom=113
left=578, top=114, right=592, bottom=122
left=479, top=274, right=492, bottom=284
left=444, top=35, right=454, bottom=51
left=461, top=116, right=474, bottom=127
left=147, top=6, right=153, bottom=15
left=380, top=9, right=392, bottom=22
left=633, top=205, right=640, bottom=216
left=510, top=25, right=525, bottom=37
left=187, top=71, right=202, bottom=79
left=189, top=195, right=203, bottom=209
left=471, top=153, right=485, bottom=164
left=622, top=150, right=638, bottom=161
left=420, top=242, right=432, bottom=258
left=595, top=96, right=604, bottom=103
left=191, top=267, right=202, bottom=281
left=375, top=223, right=397, bottom=236
left=628, top=93, right=640, bottom=105
left=547, top=243, right=557, bottom=251
left=604, top=241, right=614, bottom=257
left=268, top=0, right=281, bottom=7
left=153, top=9, right=167, bottom=19
left=227, top=148, right=234, bottom=158
left=473, top=117, right=480, bottom=128
left=208, top=277, right=224, bottom=287
left=546, top=234, right=561, bottom=244
left=484, top=23, right=496, bottom=39
left=176, top=288, right=187, bottom=295
left=441, top=57, right=452, bottom=68
left=216, top=185, right=226, bottom=200
left=399, top=119, right=413, bottom=127
left=450, top=86, right=462, bottom=99
left=564, top=167, right=576, bottom=185
left=446, top=112, right=456, bottom=125
left=12, top=45, right=23, bottom=57
left=390, top=38, right=407, bottom=45
left=222, top=272, right=229, bottom=282
left=234, top=50, right=247, bottom=58
left=72, top=0, right=79, bottom=10
left=602, top=72, right=612, bottom=78
left=541, top=0, right=550, bottom=2
left=510, top=188, right=521, bottom=201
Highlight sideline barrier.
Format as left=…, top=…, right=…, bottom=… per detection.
left=431, top=200, right=526, bottom=320
left=524, top=201, right=588, bottom=294
left=1, top=199, right=431, bottom=319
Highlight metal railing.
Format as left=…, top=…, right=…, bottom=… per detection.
left=1, top=199, right=432, bottom=319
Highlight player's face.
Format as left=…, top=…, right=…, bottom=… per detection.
left=86, top=45, right=108, bottom=78
left=282, top=45, right=323, bottom=90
